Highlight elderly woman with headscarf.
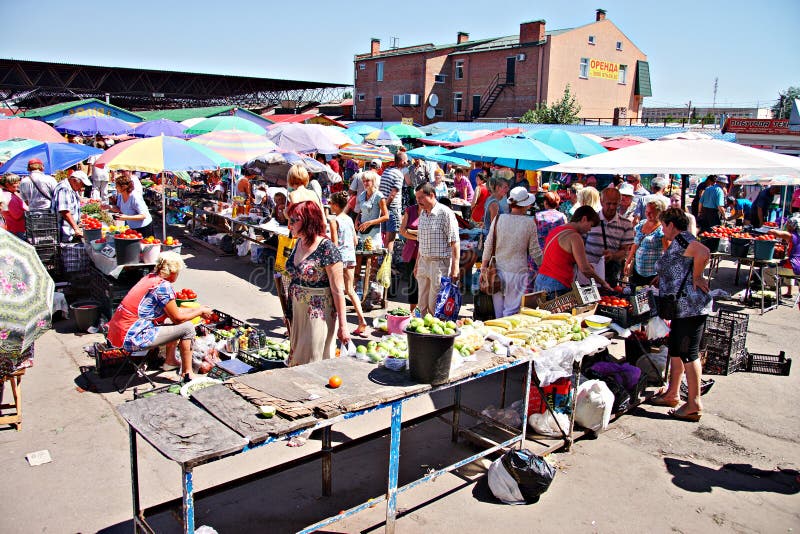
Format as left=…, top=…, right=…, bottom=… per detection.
left=107, top=252, right=213, bottom=382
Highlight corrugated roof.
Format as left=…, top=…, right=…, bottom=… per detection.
left=19, top=98, right=145, bottom=120
left=137, top=106, right=272, bottom=123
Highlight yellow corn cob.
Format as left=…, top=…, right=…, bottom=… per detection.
left=484, top=325, right=508, bottom=334
left=484, top=318, right=512, bottom=329
left=521, top=307, right=551, bottom=318
left=541, top=313, right=573, bottom=321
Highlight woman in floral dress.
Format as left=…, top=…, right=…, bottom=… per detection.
left=285, top=200, right=350, bottom=366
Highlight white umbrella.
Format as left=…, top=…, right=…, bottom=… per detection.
left=658, top=131, right=713, bottom=140
left=180, top=118, right=206, bottom=128
left=542, top=138, right=800, bottom=177
left=265, top=123, right=351, bottom=154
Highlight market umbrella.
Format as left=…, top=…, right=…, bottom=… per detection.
left=341, top=129, right=364, bottom=144
left=581, top=133, right=606, bottom=143
left=658, top=131, right=713, bottom=140
left=445, top=134, right=575, bottom=171
left=180, top=118, right=206, bottom=129
left=417, top=129, right=492, bottom=147
left=184, top=116, right=266, bottom=136
left=364, top=129, right=402, bottom=146
left=95, top=138, right=234, bottom=169
left=347, top=124, right=379, bottom=135
left=0, top=118, right=65, bottom=143
left=524, top=128, right=607, bottom=158
left=600, top=135, right=649, bottom=151
left=133, top=119, right=190, bottom=138
left=0, top=228, right=55, bottom=368
left=243, top=150, right=335, bottom=186
left=0, top=142, right=102, bottom=175
left=338, top=143, right=393, bottom=162
left=0, top=138, right=42, bottom=163
left=450, top=127, right=525, bottom=147
left=386, top=123, right=425, bottom=139
left=265, top=123, right=351, bottom=154
left=407, top=146, right=470, bottom=167
left=189, top=130, right=277, bottom=165
left=54, top=115, right=135, bottom=136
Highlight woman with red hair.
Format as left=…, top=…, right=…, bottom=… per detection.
left=285, top=200, right=350, bottom=366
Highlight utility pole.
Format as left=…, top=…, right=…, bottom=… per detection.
left=712, top=77, right=718, bottom=126
left=686, top=100, right=692, bottom=125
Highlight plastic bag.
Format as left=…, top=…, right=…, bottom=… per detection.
left=636, top=347, right=668, bottom=385
left=481, top=404, right=523, bottom=429
left=434, top=276, right=462, bottom=321
left=646, top=316, right=671, bottom=340
left=339, top=339, right=358, bottom=359
left=494, top=449, right=556, bottom=504
left=488, top=456, right=526, bottom=505
left=528, top=411, right=570, bottom=438
left=376, top=254, right=392, bottom=288
left=574, top=380, right=614, bottom=433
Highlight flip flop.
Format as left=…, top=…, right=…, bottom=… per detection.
left=351, top=327, right=368, bottom=338
left=648, top=396, right=680, bottom=407
left=669, top=408, right=702, bottom=422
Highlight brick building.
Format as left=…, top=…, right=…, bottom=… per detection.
left=353, top=9, right=651, bottom=124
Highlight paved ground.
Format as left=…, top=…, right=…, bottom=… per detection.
left=1, top=236, right=798, bottom=533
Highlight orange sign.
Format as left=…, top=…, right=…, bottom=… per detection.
left=589, top=59, right=619, bottom=80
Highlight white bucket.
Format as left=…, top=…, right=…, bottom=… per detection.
left=141, top=243, right=161, bottom=263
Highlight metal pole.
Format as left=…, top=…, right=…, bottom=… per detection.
left=129, top=426, right=141, bottom=533
left=451, top=385, right=461, bottom=443
left=385, top=401, right=403, bottom=534
left=182, top=467, right=194, bottom=534
left=322, top=426, right=333, bottom=496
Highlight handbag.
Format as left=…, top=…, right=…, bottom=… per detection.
left=479, top=215, right=502, bottom=295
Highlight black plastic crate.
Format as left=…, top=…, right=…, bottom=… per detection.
left=25, top=210, right=58, bottom=231
left=746, top=351, right=792, bottom=376
left=702, top=348, right=748, bottom=376
left=714, top=310, right=749, bottom=338
left=596, top=304, right=649, bottom=328
left=26, top=224, right=59, bottom=246
left=237, top=348, right=287, bottom=371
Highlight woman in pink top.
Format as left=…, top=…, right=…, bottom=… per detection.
left=0, top=173, right=27, bottom=239
left=453, top=168, right=474, bottom=202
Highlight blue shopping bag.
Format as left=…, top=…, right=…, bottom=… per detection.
left=434, top=276, right=462, bottom=321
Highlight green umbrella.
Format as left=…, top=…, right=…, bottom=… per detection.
left=0, top=138, right=41, bottom=163
left=0, top=229, right=54, bottom=370
left=184, top=117, right=266, bottom=136
left=386, top=123, right=425, bottom=139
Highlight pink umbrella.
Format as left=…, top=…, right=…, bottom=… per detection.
left=600, top=135, right=650, bottom=151
left=0, top=118, right=65, bottom=143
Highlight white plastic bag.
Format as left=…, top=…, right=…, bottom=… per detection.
left=340, top=339, right=358, bottom=359
left=237, top=238, right=251, bottom=256
left=574, top=380, right=614, bottom=433
left=488, top=457, right=526, bottom=505
left=646, top=316, right=670, bottom=340
left=481, top=405, right=523, bottom=429
left=527, top=411, right=570, bottom=438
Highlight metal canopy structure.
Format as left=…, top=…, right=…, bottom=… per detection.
left=0, top=59, right=351, bottom=112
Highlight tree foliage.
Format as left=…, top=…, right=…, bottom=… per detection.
left=520, top=84, right=581, bottom=124
left=771, top=86, right=799, bottom=119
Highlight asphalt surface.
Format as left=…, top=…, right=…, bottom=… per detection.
left=0, top=235, right=798, bottom=533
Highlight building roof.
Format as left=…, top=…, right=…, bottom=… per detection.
left=137, top=106, right=272, bottom=123
left=19, top=98, right=145, bottom=121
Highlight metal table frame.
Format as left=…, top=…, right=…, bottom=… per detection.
left=127, top=357, right=533, bottom=534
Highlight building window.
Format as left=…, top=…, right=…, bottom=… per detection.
left=435, top=108, right=443, bottom=117
left=358, top=63, right=366, bottom=70
left=376, top=62, right=384, bottom=82
left=588, top=35, right=596, bottom=45
left=616, top=41, right=623, bottom=51
left=454, top=60, right=464, bottom=80
left=435, top=74, right=446, bottom=84
left=453, top=92, right=463, bottom=114
left=618, top=64, right=627, bottom=85
left=357, top=93, right=365, bottom=102
left=579, top=58, right=589, bottom=79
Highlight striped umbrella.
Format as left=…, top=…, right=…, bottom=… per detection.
left=386, top=123, right=425, bottom=139
left=189, top=130, right=277, bottom=164
left=339, top=143, right=393, bottom=162
left=364, top=129, right=402, bottom=146
left=184, top=116, right=266, bottom=136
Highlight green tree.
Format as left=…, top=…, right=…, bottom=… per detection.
left=771, top=86, right=799, bottom=119
left=520, top=84, right=581, bottom=124
left=342, top=90, right=353, bottom=100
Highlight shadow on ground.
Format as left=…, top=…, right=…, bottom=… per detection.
left=664, top=457, right=800, bottom=494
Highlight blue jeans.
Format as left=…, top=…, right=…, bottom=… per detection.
left=534, top=273, right=571, bottom=301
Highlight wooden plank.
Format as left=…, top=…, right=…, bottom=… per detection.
left=117, top=393, right=248, bottom=466
left=235, top=372, right=320, bottom=402
left=191, top=385, right=316, bottom=443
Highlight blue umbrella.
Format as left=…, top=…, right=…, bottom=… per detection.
left=445, top=135, right=575, bottom=171
left=341, top=129, right=364, bottom=144
left=0, top=142, right=102, bottom=175
left=54, top=115, right=135, bottom=136
left=347, top=124, right=379, bottom=135
left=407, top=146, right=470, bottom=167
left=133, top=119, right=189, bottom=138
left=524, top=128, right=607, bottom=158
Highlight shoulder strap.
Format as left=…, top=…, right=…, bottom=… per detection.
left=600, top=220, right=607, bottom=249
left=489, top=214, right=501, bottom=258
left=30, top=174, right=52, bottom=201
left=543, top=226, right=575, bottom=257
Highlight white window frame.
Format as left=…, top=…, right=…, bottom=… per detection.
left=358, top=63, right=366, bottom=70
left=454, top=60, right=464, bottom=80
left=616, top=41, right=623, bottom=51
left=453, top=92, right=463, bottom=114
left=618, top=64, right=627, bottom=85
left=579, top=57, right=589, bottom=79
left=435, top=74, right=446, bottom=84
left=357, top=93, right=365, bottom=102
left=376, top=62, right=384, bottom=82
left=588, top=35, right=596, bottom=45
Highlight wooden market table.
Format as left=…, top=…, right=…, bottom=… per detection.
left=117, top=350, right=535, bottom=534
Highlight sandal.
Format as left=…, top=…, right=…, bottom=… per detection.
left=669, top=407, right=702, bottom=422
left=648, top=395, right=680, bottom=407
left=352, top=326, right=368, bottom=338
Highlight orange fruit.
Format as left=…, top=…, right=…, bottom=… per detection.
left=328, top=375, right=342, bottom=388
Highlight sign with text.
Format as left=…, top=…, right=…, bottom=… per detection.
left=722, top=118, right=800, bottom=136
left=589, top=59, right=619, bottom=80
left=401, top=117, right=414, bottom=125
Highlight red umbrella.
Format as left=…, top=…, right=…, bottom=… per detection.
left=600, top=135, right=650, bottom=151
left=452, top=127, right=524, bottom=148
left=0, top=118, right=65, bottom=143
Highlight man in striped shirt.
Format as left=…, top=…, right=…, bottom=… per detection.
left=585, top=187, right=633, bottom=286
left=378, top=151, right=407, bottom=255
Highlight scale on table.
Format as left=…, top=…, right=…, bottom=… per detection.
left=99, top=245, right=116, bottom=259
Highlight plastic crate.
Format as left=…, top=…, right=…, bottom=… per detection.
left=746, top=351, right=792, bottom=376
left=237, top=348, right=287, bottom=371
left=25, top=210, right=59, bottom=246
left=26, top=223, right=59, bottom=246
left=701, top=347, right=748, bottom=376
left=94, top=343, right=128, bottom=378
left=596, top=304, right=649, bottom=328
left=630, top=289, right=652, bottom=316
left=701, top=310, right=748, bottom=365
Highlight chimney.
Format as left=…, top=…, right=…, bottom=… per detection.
left=370, top=38, right=380, bottom=56
left=457, top=31, right=469, bottom=44
left=596, top=9, right=607, bottom=21
left=520, top=20, right=546, bottom=44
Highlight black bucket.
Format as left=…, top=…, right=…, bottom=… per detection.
left=701, top=237, right=720, bottom=253
left=70, top=301, right=99, bottom=331
left=407, top=328, right=459, bottom=385
left=84, top=228, right=102, bottom=243
left=730, top=238, right=751, bottom=258
left=115, top=237, right=142, bottom=265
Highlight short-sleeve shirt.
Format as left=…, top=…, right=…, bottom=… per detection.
left=19, top=171, right=57, bottom=210
left=356, top=190, right=384, bottom=239
left=535, top=209, right=568, bottom=248
left=633, top=222, right=665, bottom=277
left=334, top=213, right=356, bottom=264
left=52, top=179, right=81, bottom=241
left=483, top=196, right=508, bottom=236
left=584, top=211, right=634, bottom=264
left=378, top=167, right=403, bottom=214
left=453, top=176, right=474, bottom=202
left=656, top=231, right=711, bottom=318
left=700, top=184, right=724, bottom=209
left=117, top=191, right=153, bottom=229
left=286, top=238, right=342, bottom=288
left=734, top=199, right=752, bottom=219
left=123, top=280, right=175, bottom=352
left=418, top=202, right=459, bottom=258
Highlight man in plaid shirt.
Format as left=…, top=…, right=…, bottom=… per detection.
left=414, top=183, right=460, bottom=315
left=53, top=170, right=91, bottom=242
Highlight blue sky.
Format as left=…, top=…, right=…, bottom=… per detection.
left=1, top=0, right=797, bottom=109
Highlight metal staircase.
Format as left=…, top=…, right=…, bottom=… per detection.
left=475, top=72, right=513, bottom=118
